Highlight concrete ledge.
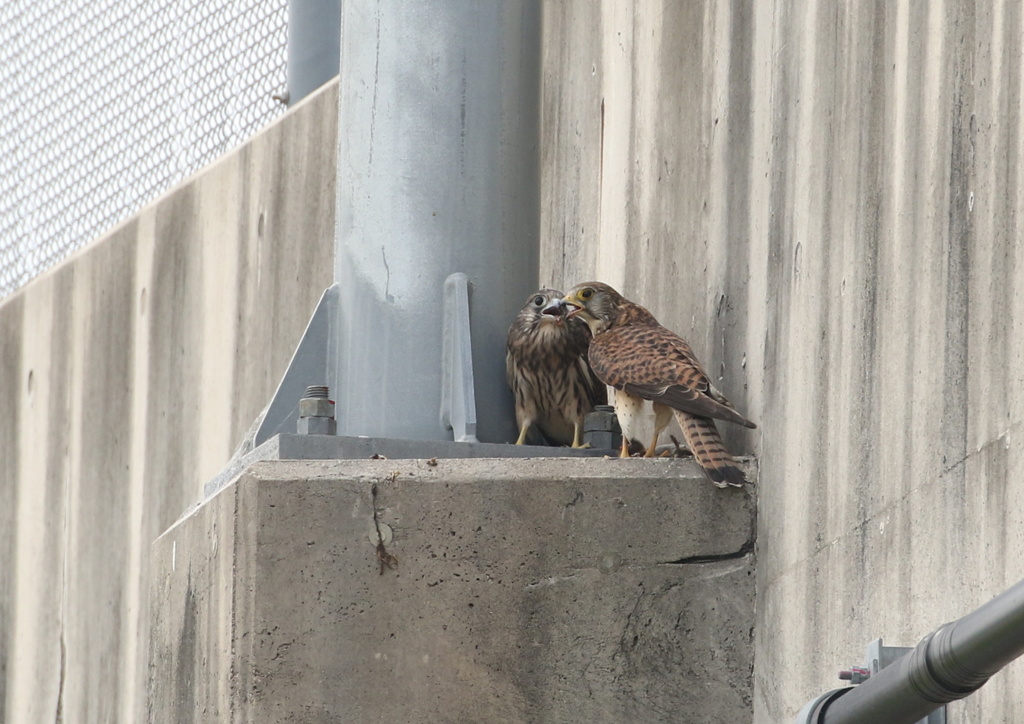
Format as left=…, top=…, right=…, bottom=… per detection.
left=150, top=457, right=755, bottom=723
left=203, top=433, right=618, bottom=500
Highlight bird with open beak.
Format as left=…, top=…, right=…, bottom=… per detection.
left=505, top=289, right=607, bottom=448
left=560, top=282, right=756, bottom=487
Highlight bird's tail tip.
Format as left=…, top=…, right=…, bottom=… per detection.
left=706, top=465, right=747, bottom=488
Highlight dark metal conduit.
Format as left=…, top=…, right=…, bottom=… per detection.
left=814, top=578, right=1024, bottom=724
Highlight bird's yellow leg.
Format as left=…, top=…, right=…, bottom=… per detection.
left=515, top=423, right=530, bottom=445
left=619, top=436, right=631, bottom=458
left=645, top=403, right=673, bottom=458
left=571, top=422, right=591, bottom=449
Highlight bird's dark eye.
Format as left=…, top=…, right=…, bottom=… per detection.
left=532, top=295, right=545, bottom=306
left=580, top=288, right=594, bottom=300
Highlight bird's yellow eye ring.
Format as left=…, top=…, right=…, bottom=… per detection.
left=579, top=288, right=594, bottom=301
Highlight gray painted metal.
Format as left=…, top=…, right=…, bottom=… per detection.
left=861, top=640, right=944, bottom=724
left=583, top=405, right=624, bottom=452
left=286, top=0, right=341, bottom=104
left=333, top=0, right=541, bottom=444
left=440, top=273, right=479, bottom=442
left=254, top=284, right=339, bottom=447
left=799, top=579, right=1024, bottom=724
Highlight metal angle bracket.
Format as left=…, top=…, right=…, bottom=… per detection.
left=253, top=283, right=339, bottom=448
left=439, top=272, right=479, bottom=443
left=863, top=639, right=946, bottom=724
left=796, top=638, right=948, bottom=724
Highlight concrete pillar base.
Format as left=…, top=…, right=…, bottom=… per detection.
left=149, top=457, right=755, bottom=723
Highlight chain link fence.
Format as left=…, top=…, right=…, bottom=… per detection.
left=0, top=0, right=288, bottom=298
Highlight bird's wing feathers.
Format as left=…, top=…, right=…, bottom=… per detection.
left=622, top=382, right=753, bottom=428
left=567, top=322, right=608, bottom=408
left=589, top=322, right=756, bottom=429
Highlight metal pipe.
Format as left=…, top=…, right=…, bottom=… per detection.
left=816, top=578, right=1024, bottom=724
left=287, top=0, right=341, bottom=104
left=333, top=0, right=540, bottom=442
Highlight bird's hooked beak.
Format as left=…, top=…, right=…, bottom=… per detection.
left=541, top=299, right=566, bottom=319
left=560, top=295, right=584, bottom=319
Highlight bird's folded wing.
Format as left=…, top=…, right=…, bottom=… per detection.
left=623, top=382, right=756, bottom=429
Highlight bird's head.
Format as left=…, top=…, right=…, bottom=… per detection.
left=560, top=282, right=623, bottom=335
left=516, top=289, right=568, bottom=327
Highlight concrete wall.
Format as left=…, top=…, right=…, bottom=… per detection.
left=540, top=1, right=1024, bottom=721
left=6, top=2, right=1024, bottom=721
left=149, top=458, right=755, bottom=723
left=0, top=84, right=337, bottom=723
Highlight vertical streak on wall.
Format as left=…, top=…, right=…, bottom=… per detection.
left=710, top=2, right=755, bottom=454
left=8, top=272, right=71, bottom=723
left=595, top=0, right=633, bottom=289
left=942, top=3, right=974, bottom=473
left=0, top=293, right=21, bottom=723
left=195, top=162, right=242, bottom=481
left=120, top=214, right=155, bottom=724
left=744, top=0, right=775, bottom=462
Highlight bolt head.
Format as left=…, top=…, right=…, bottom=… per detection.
left=297, top=416, right=337, bottom=435
left=583, top=408, right=621, bottom=433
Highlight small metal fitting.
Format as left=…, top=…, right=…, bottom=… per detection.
left=838, top=667, right=871, bottom=684
left=297, top=384, right=337, bottom=435
left=583, top=404, right=621, bottom=450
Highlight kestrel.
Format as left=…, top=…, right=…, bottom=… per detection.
left=506, top=289, right=607, bottom=448
left=561, top=282, right=756, bottom=487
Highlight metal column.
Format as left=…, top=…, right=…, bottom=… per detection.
left=287, top=0, right=341, bottom=104
left=333, top=1, right=540, bottom=443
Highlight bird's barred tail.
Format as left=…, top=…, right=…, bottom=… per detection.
left=673, top=410, right=746, bottom=488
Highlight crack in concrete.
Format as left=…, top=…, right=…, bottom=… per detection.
left=371, top=479, right=398, bottom=575
left=661, top=538, right=754, bottom=566
left=940, top=422, right=1019, bottom=476
left=55, top=468, right=70, bottom=724
left=761, top=424, right=1022, bottom=594
left=614, top=584, right=646, bottom=662
left=54, top=633, right=66, bottom=724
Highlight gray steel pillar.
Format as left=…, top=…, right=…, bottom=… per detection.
left=287, top=0, right=341, bottom=105
left=333, top=1, right=540, bottom=443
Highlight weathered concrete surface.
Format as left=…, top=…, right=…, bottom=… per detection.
left=9, top=2, right=1024, bottom=722
left=0, top=83, right=338, bottom=723
left=150, top=458, right=756, bottom=724
left=540, top=2, right=1024, bottom=722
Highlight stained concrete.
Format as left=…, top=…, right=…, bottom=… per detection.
left=0, top=83, right=338, bottom=723
left=149, top=458, right=755, bottom=724
left=7, top=2, right=1024, bottom=722
left=539, top=2, right=1024, bottom=721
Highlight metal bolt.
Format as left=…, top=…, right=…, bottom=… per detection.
left=297, top=385, right=337, bottom=435
left=838, top=667, right=871, bottom=685
left=583, top=405, right=621, bottom=450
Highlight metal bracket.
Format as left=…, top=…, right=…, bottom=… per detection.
left=862, top=639, right=946, bottom=724
left=797, top=638, right=948, bottom=724
left=253, top=283, right=339, bottom=448
left=439, top=272, right=479, bottom=443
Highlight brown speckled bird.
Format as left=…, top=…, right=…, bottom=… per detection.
left=561, top=282, right=756, bottom=487
left=506, top=289, right=607, bottom=447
